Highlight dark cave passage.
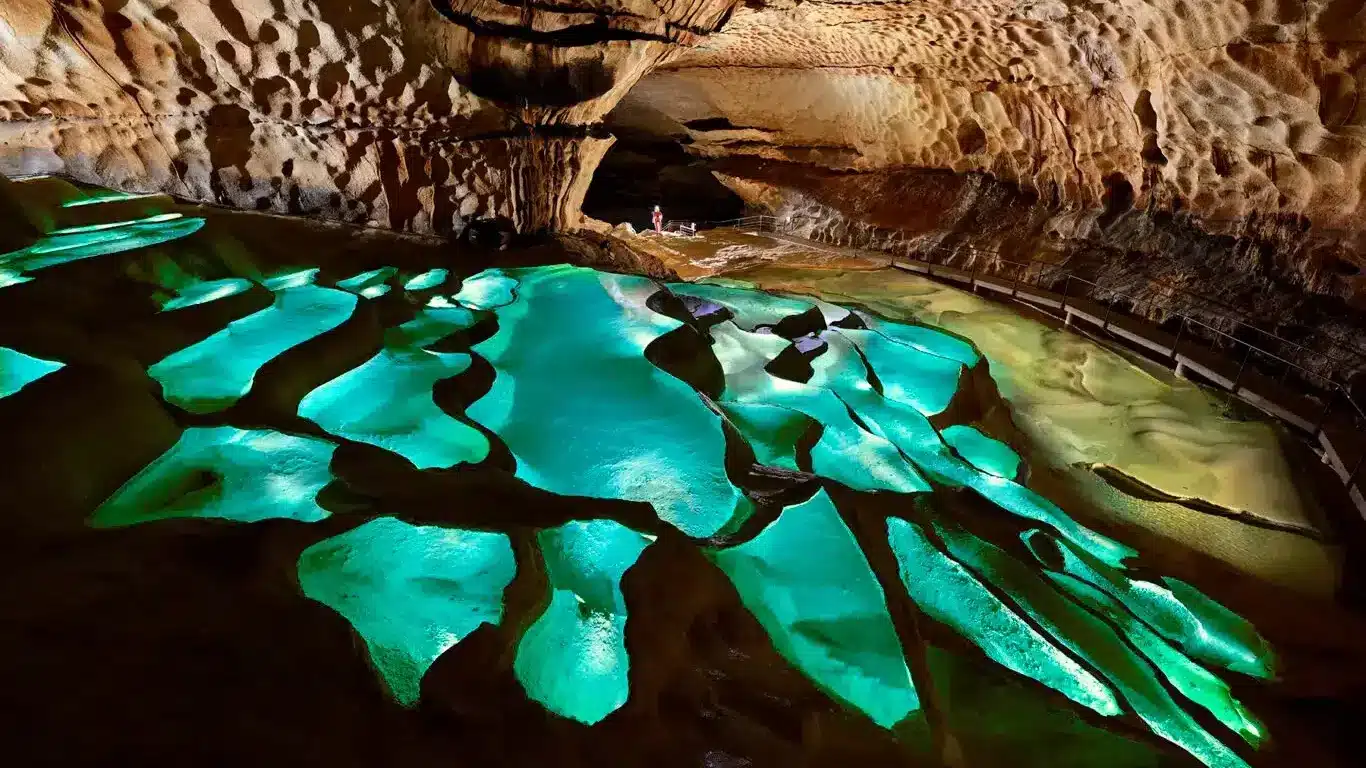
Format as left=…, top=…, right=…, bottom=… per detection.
left=582, top=129, right=745, bottom=230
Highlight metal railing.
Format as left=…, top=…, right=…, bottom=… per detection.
left=804, top=230, right=1363, bottom=378
left=684, top=214, right=778, bottom=232
left=777, top=218, right=1366, bottom=377
left=660, top=215, right=776, bottom=235
left=892, top=249, right=1366, bottom=506
left=677, top=214, right=1366, bottom=511
left=689, top=218, right=1363, bottom=380
left=661, top=220, right=697, bottom=236
left=657, top=214, right=1366, bottom=508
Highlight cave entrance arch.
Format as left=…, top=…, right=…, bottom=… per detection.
left=583, top=102, right=745, bottom=231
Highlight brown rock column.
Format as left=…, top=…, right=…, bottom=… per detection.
left=409, top=0, right=740, bottom=232
left=503, top=132, right=616, bottom=233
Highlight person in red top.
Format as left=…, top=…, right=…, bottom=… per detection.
left=652, top=204, right=663, bottom=233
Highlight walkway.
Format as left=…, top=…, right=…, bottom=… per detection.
left=889, top=256, right=1366, bottom=521
left=621, top=218, right=1366, bottom=521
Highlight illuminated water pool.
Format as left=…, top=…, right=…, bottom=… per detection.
left=43, top=224, right=1272, bottom=767
left=0, top=347, right=64, bottom=399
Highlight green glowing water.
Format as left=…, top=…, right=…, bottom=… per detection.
left=0, top=347, right=64, bottom=399
left=149, top=281, right=358, bottom=414
left=60, top=187, right=158, bottom=207
left=707, top=320, right=932, bottom=493
left=26, top=203, right=1272, bottom=766
left=934, top=520, right=1252, bottom=768
left=711, top=490, right=921, bottom=728
left=0, top=269, right=31, bottom=287
left=1021, top=530, right=1274, bottom=682
left=669, top=280, right=827, bottom=329
left=160, top=277, right=255, bottom=311
left=46, top=212, right=184, bottom=236
left=1049, top=573, right=1265, bottom=747
left=0, top=212, right=204, bottom=281
left=941, top=424, right=1021, bottom=479
left=1160, top=578, right=1275, bottom=680
left=514, top=520, right=651, bottom=724
left=298, top=517, right=517, bottom=706
left=263, top=268, right=319, bottom=291
left=887, top=516, right=1120, bottom=716
left=452, top=270, right=518, bottom=310
left=335, top=266, right=396, bottom=299
left=91, top=427, right=336, bottom=527
left=466, top=266, right=752, bottom=538
left=689, top=276, right=1133, bottom=568
left=404, top=268, right=450, bottom=292
left=851, top=310, right=980, bottom=368
left=385, top=301, right=481, bottom=349
left=716, top=401, right=811, bottom=471
left=299, top=347, right=488, bottom=469
left=835, top=325, right=966, bottom=417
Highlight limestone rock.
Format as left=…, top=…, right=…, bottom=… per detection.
left=636, top=1, right=1366, bottom=237
left=2, top=0, right=1365, bottom=284
left=0, top=1, right=737, bottom=234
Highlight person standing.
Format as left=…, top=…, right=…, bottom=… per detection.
left=652, top=204, right=663, bottom=233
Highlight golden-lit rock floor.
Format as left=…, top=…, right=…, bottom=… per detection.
left=632, top=226, right=1354, bottom=595
left=625, top=227, right=1366, bottom=765
left=627, top=226, right=887, bottom=280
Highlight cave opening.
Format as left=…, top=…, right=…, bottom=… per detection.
left=582, top=108, right=745, bottom=231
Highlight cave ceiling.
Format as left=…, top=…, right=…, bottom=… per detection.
left=1, top=1, right=1364, bottom=252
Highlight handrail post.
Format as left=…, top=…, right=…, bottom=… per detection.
left=1232, top=344, right=1252, bottom=392
left=1172, top=315, right=1186, bottom=359
left=1314, top=384, right=1336, bottom=435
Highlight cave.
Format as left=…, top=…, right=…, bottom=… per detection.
left=3, top=2, right=1366, bottom=767
left=580, top=123, right=745, bottom=230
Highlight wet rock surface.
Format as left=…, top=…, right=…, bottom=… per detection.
left=697, top=161, right=1366, bottom=378
left=4, top=178, right=1366, bottom=767
left=0, top=0, right=739, bottom=233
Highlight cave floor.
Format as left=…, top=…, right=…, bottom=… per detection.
left=2, top=179, right=1365, bottom=767
left=635, top=227, right=1348, bottom=588
left=627, top=225, right=887, bottom=279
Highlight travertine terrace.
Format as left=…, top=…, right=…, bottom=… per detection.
left=6, top=6, right=1366, bottom=765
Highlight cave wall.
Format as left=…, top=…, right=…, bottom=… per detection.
left=582, top=139, right=746, bottom=227
left=594, top=1, right=1366, bottom=365
left=624, top=1, right=1366, bottom=263
left=2, top=0, right=1365, bottom=271
left=0, top=0, right=738, bottom=234
left=704, top=159, right=1366, bottom=374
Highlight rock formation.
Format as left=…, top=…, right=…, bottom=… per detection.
left=0, top=0, right=738, bottom=233
left=5, top=177, right=1363, bottom=766
left=613, top=1, right=1366, bottom=364
left=2, top=1, right=1365, bottom=355
left=637, top=1, right=1366, bottom=235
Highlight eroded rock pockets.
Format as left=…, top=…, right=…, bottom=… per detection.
left=0, top=1, right=747, bottom=236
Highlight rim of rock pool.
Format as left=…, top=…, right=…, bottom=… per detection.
left=6, top=175, right=1365, bottom=767
left=664, top=215, right=1366, bottom=523
left=886, top=253, right=1366, bottom=523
